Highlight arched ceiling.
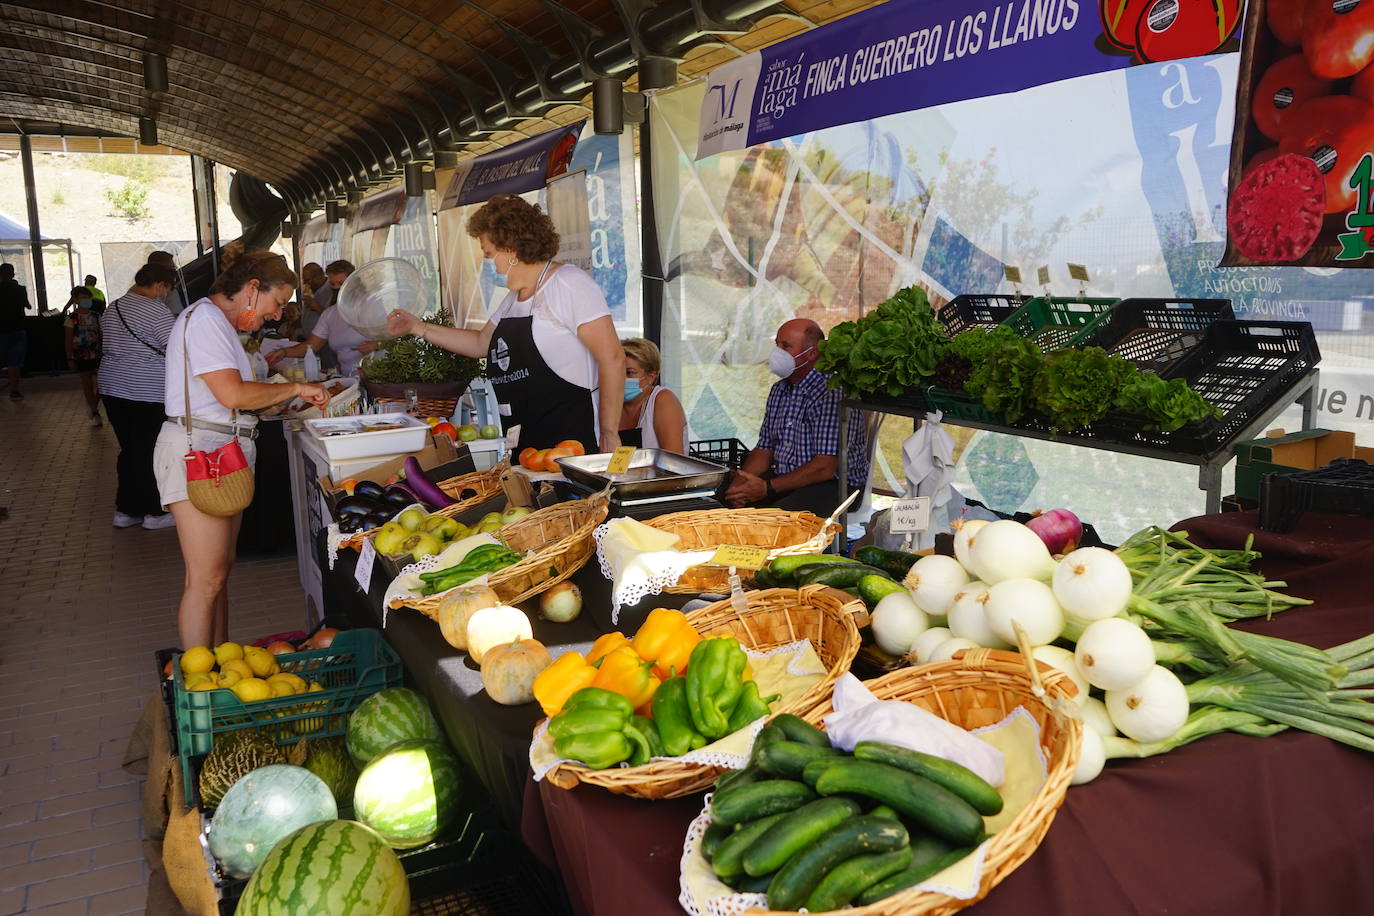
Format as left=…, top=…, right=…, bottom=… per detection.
left=0, top=1, right=873, bottom=213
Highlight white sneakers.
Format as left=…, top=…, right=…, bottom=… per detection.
left=112, top=512, right=142, bottom=528
left=89, top=412, right=102, bottom=428
left=142, top=513, right=177, bottom=530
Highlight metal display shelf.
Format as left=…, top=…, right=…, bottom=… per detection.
left=836, top=369, right=1319, bottom=552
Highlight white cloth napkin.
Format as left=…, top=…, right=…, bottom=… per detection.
left=594, top=519, right=715, bottom=625
left=902, top=411, right=957, bottom=507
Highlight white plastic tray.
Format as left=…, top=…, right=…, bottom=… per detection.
left=304, top=412, right=429, bottom=460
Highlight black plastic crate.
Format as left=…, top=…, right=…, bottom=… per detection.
left=1068, top=298, right=1235, bottom=375
left=154, top=648, right=180, bottom=757
left=934, top=294, right=1029, bottom=336
left=688, top=438, right=749, bottom=469
left=1260, top=458, right=1374, bottom=532
left=855, top=387, right=929, bottom=414
left=409, top=834, right=569, bottom=916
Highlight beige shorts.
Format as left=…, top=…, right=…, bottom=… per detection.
left=153, top=421, right=258, bottom=510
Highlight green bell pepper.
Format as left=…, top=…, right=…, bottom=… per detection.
left=686, top=637, right=749, bottom=740
left=553, top=730, right=633, bottom=769
left=652, top=676, right=708, bottom=756
left=632, top=715, right=665, bottom=759
left=562, top=686, right=635, bottom=716
left=547, top=706, right=628, bottom=740
left=623, top=721, right=654, bottom=766
left=726, top=680, right=780, bottom=733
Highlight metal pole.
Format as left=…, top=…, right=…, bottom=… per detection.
left=206, top=160, right=222, bottom=278
left=637, top=58, right=676, bottom=347
left=190, top=155, right=207, bottom=260
left=19, top=135, right=48, bottom=313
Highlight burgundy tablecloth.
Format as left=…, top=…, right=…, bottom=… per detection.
left=521, top=512, right=1374, bottom=916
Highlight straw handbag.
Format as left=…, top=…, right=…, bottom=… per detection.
left=179, top=305, right=254, bottom=518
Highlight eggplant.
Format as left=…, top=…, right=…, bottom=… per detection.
left=364, top=509, right=395, bottom=528
left=353, top=480, right=386, bottom=501
left=402, top=456, right=457, bottom=509
left=338, top=515, right=367, bottom=534
left=335, top=494, right=388, bottom=518
left=382, top=483, right=421, bottom=509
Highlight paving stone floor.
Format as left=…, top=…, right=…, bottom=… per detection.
left=0, top=374, right=306, bottom=915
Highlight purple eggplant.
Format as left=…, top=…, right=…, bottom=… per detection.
left=401, top=456, right=457, bottom=509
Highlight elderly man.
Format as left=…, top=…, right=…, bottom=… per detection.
left=724, top=317, right=871, bottom=518
left=299, top=262, right=328, bottom=336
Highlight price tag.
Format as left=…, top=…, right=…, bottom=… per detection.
left=605, top=445, right=636, bottom=475
left=1002, top=266, right=1022, bottom=284
left=888, top=497, right=932, bottom=534
left=503, top=424, right=521, bottom=449
left=355, top=537, right=378, bottom=592
left=1067, top=263, right=1091, bottom=282
left=709, top=545, right=770, bottom=570
left=1036, top=265, right=1052, bottom=286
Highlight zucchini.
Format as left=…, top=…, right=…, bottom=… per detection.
left=710, top=812, right=788, bottom=880
left=714, top=766, right=767, bottom=794
left=734, top=871, right=775, bottom=894
left=868, top=804, right=900, bottom=822
left=701, top=821, right=733, bottom=863
left=801, top=757, right=846, bottom=787
left=768, top=714, right=830, bottom=748
left=853, top=741, right=1004, bottom=815
left=766, top=554, right=858, bottom=583
left=755, top=740, right=843, bottom=779
left=806, top=846, right=915, bottom=912
left=741, top=796, right=860, bottom=877
left=814, top=759, right=984, bottom=846
left=751, top=565, right=777, bottom=588
left=855, top=545, right=921, bottom=579
left=855, top=844, right=978, bottom=905
left=765, top=814, right=909, bottom=911
left=796, top=563, right=892, bottom=589
left=856, top=573, right=910, bottom=607
left=710, top=779, right=816, bottom=827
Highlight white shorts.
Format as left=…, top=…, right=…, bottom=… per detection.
left=153, top=421, right=258, bottom=510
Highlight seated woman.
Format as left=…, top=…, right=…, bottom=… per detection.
left=618, top=338, right=687, bottom=453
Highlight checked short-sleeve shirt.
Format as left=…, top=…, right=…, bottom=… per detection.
left=757, top=369, right=871, bottom=490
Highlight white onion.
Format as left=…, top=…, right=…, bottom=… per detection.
left=929, top=637, right=980, bottom=663
left=1053, top=547, right=1133, bottom=621
left=903, top=554, right=969, bottom=618
left=871, top=592, right=929, bottom=657
left=952, top=519, right=989, bottom=572
left=1030, top=644, right=1089, bottom=706
left=967, top=520, right=1057, bottom=584
left=538, top=581, right=583, bottom=623
left=1071, top=726, right=1107, bottom=785
left=984, top=578, right=1065, bottom=647
left=1106, top=665, right=1190, bottom=743
left=946, top=582, right=1010, bottom=650
left=911, top=627, right=953, bottom=664
left=1081, top=697, right=1118, bottom=737
left=1075, top=618, right=1155, bottom=690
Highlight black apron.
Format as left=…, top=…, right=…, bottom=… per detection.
left=486, top=264, right=598, bottom=454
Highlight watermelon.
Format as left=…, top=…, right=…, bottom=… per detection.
left=345, top=687, right=441, bottom=767
left=207, top=765, right=337, bottom=879
left=236, top=819, right=409, bottom=915
left=352, top=739, right=462, bottom=849
left=201, top=729, right=285, bottom=809
left=301, top=736, right=359, bottom=807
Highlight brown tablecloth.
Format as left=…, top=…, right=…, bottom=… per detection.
left=520, top=511, right=1374, bottom=916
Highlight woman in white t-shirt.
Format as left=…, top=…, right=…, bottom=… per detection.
left=618, top=338, right=688, bottom=453
left=265, top=303, right=375, bottom=377
left=153, top=252, right=328, bottom=650
left=386, top=195, right=624, bottom=454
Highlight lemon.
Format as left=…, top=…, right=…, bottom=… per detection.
left=220, top=658, right=254, bottom=681
left=231, top=677, right=271, bottom=703
left=243, top=646, right=278, bottom=678
left=268, top=672, right=308, bottom=694
left=188, top=679, right=219, bottom=692
left=179, top=646, right=215, bottom=676
left=268, top=679, right=296, bottom=698
left=218, top=667, right=244, bottom=688
left=213, top=642, right=244, bottom=666
left=183, top=671, right=214, bottom=689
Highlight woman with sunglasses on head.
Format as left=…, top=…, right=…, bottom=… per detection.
left=152, top=252, right=329, bottom=650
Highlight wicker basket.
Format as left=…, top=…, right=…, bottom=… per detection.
left=764, top=648, right=1082, bottom=916
left=644, top=508, right=841, bottom=594
left=338, top=463, right=509, bottom=552
left=389, top=492, right=608, bottom=614
left=543, top=585, right=863, bottom=799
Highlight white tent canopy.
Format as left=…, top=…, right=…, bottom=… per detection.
left=0, top=207, right=75, bottom=312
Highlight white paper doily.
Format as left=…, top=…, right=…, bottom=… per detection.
left=593, top=522, right=715, bottom=624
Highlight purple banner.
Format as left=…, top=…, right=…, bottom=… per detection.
left=696, top=0, right=1242, bottom=158
left=440, top=121, right=584, bottom=209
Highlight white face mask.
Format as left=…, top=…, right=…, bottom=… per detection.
left=768, top=345, right=812, bottom=378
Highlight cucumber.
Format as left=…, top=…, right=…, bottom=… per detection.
left=714, top=766, right=767, bottom=794
left=755, top=740, right=843, bottom=779
left=868, top=804, right=900, bottom=822
left=710, top=812, right=788, bottom=880
left=710, top=779, right=816, bottom=827
left=751, top=565, right=777, bottom=588
left=765, top=814, right=909, bottom=911
left=747, top=725, right=786, bottom=769
left=814, top=759, right=984, bottom=846
left=855, top=545, right=921, bottom=579
left=734, top=871, right=775, bottom=894
left=853, top=741, right=1004, bottom=815
left=768, top=714, right=830, bottom=748
left=856, top=573, right=911, bottom=607
left=741, top=796, right=860, bottom=877
left=766, top=554, right=858, bottom=583
left=796, top=563, right=892, bottom=589
left=805, top=846, right=915, bottom=912
left=801, top=757, right=845, bottom=787
left=855, top=844, right=978, bottom=905
left=701, top=821, right=733, bottom=863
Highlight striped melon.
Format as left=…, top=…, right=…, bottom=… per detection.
left=352, top=739, right=462, bottom=849
left=207, top=765, right=337, bottom=879
left=345, top=687, right=441, bottom=768
left=236, top=819, right=408, bottom=915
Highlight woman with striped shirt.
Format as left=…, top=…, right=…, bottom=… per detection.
left=99, top=263, right=178, bottom=530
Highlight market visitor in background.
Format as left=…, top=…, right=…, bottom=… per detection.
left=0, top=263, right=30, bottom=400
left=146, top=250, right=186, bottom=315
left=153, top=252, right=328, bottom=649
left=267, top=259, right=372, bottom=377
left=619, top=337, right=687, bottom=453
left=83, top=274, right=106, bottom=314
left=385, top=194, right=624, bottom=454
left=99, top=262, right=178, bottom=530
left=62, top=285, right=103, bottom=427
left=299, top=261, right=328, bottom=336
left=723, top=317, right=871, bottom=518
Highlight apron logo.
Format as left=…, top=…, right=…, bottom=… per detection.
left=493, top=338, right=510, bottom=372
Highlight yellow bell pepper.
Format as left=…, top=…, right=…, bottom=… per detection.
left=532, top=651, right=598, bottom=718
left=632, top=608, right=702, bottom=680
left=591, top=645, right=662, bottom=710
left=586, top=631, right=631, bottom=666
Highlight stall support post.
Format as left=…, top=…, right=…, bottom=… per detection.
left=19, top=135, right=48, bottom=313
left=837, top=404, right=850, bottom=555
left=638, top=57, right=676, bottom=347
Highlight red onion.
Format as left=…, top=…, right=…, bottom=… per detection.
left=1025, top=509, right=1082, bottom=555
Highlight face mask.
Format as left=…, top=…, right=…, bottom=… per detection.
left=623, top=378, right=641, bottom=401
left=76, top=298, right=92, bottom=310
left=768, top=346, right=798, bottom=378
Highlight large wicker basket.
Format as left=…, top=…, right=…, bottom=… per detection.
left=543, top=585, right=863, bottom=799
left=761, top=648, right=1082, bottom=916
left=338, top=463, right=508, bottom=552
left=389, top=492, right=608, bottom=613
left=644, top=508, right=841, bottom=594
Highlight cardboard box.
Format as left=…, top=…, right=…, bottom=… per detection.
left=1234, top=429, right=1374, bottom=500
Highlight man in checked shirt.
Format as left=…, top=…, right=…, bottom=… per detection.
left=723, top=318, right=870, bottom=518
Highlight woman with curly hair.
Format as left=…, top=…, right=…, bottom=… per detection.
left=387, top=194, right=623, bottom=453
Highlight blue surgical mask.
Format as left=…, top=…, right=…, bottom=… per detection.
left=623, top=378, right=641, bottom=401
left=76, top=298, right=92, bottom=310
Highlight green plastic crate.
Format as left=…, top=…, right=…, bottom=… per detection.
left=1003, top=296, right=1119, bottom=351
left=924, top=385, right=1006, bottom=425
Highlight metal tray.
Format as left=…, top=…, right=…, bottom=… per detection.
left=556, top=449, right=730, bottom=498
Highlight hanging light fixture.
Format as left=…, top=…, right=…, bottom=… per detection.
left=138, top=117, right=158, bottom=146
left=325, top=201, right=340, bottom=224
left=404, top=161, right=435, bottom=197
left=143, top=52, right=168, bottom=92
left=593, top=77, right=624, bottom=135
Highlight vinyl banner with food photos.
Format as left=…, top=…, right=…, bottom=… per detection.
left=1222, top=0, right=1374, bottom=267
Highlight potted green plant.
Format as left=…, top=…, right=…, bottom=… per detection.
left=360, top=306, right=484, bottom=402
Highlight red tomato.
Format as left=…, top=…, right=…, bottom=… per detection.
left=1134, top=0, right=1243, bottom=64
left=1099, top=0, right=1153, bottom=49
left=1267, top=0, right=1307, bottom=46
left=1304, top=0, right=1374, bottom=78
left=1243, top=146, right=1283, bottom=176
left=1278, top=94, right=1374, bottom=212
left=1354, top=60, right=1374, bottom=101
left=1251, top=55, right=1334, bottom=141
left=431, top=421, right=458, bottom=441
